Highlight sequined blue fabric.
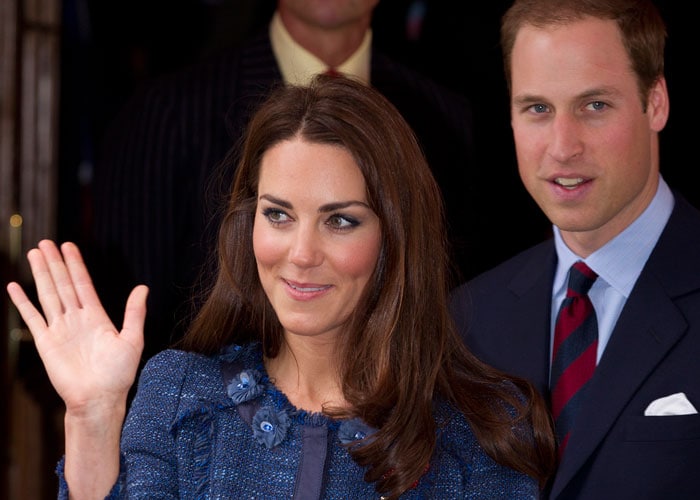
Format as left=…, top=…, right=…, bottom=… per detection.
left=55, top=342, right=540, bottom=499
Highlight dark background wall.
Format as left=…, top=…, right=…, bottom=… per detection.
left=57, top=0, right=697, bottom=276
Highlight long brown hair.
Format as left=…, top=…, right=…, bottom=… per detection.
left=180, top=74, right=555, bottom=497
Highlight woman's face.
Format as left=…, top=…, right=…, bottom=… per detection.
left=253, top=137, right=382, bottom=342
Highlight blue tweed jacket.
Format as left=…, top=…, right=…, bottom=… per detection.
left=57, top=343, right=538, bottom=499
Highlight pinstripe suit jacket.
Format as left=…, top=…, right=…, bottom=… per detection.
left=90, top=30, right=476, bottom=360
left=450, top=193, right=700, bottom=499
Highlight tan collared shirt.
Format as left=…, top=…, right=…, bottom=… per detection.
left=269, top=11, right=371, bottom=86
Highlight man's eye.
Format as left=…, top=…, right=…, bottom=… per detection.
left=531, top=103, right=548, bottom=114
left=588, top=101, right=607, bottom=111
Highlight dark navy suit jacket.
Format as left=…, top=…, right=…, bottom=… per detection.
left=90, top=30, right=476, bottom=361
left=451, top=193, right=700, bottom=499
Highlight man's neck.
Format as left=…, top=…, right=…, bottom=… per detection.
left=277, top=9, right=370, bottom=67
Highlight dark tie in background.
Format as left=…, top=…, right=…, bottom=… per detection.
left=550, top=261, right=599, bottom=457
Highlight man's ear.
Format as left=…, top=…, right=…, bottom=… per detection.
left=647, top=76, right=669, bottom=132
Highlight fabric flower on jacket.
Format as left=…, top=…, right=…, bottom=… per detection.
left=227, top=369, right=264, bottom=404
left=338, top=418, right=377, bottom=449
left=253, top=406, right=291, bottom=449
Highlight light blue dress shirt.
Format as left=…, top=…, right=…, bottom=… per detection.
left=550, top=176, right=674, bottom=367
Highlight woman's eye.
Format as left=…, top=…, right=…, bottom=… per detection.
left=327, top=214, right=359, bottom=230
left=262, top=208, right=290, bottom=224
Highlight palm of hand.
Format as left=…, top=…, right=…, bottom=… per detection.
left=6, top=240, right=147, bottom=412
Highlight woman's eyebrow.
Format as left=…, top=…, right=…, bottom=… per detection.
left=259, top=194, right=370, bottom=212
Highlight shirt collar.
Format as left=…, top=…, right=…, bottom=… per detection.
left=553, top=175, right=674, bottom=297
left=269, top=10, right=372, bottom=86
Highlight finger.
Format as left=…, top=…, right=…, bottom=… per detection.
left=60, top=241, right=104, bottom=310
left=120, top=285, right=148, bottom=354
left=26, top=246, right=63, bottom=324
left=38, top=240, right=81, bottom=311
left=6, top=282, right=49, bottom=339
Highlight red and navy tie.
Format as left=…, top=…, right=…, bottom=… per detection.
left=550, top=261, right=598, bottom=457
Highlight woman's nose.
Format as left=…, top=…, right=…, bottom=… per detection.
left=288, top=226, right=323, bottom=267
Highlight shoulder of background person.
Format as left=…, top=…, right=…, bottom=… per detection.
left=132, top=27, right=279, bottom=105
left=99, top=26, right=281, bottom=156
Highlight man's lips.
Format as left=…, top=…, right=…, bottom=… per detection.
left=553, top=177, right=590, bottom=189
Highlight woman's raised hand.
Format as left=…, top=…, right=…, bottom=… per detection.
left=6, top=240, right=147, bottom=414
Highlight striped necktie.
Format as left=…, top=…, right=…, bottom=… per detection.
left=550, top=261, right=598, bottom=457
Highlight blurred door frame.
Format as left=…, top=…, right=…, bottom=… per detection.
left=1, top=0, right=62, bottom=498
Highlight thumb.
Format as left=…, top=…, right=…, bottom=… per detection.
left=121, top=285, right=148, bottom=352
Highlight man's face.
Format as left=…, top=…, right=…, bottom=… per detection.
left=509, top=17, right=668, bottom=256
left=278, top=0, right=379, bottom=30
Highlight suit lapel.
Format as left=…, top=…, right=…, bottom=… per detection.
left=505, top=247, right=557, bottom=394
left=228, top=31, right=283, bottom=135
left=551, top=275, right=687, bottom=496
left=551, top=195, right=700, bottom=497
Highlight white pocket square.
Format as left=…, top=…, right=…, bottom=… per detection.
left=644, top=392, right=698, bottom=416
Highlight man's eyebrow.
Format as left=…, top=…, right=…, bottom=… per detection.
left=512, top=93, right=546, bottom=107
left=577, top=86, right=622, bottom=100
